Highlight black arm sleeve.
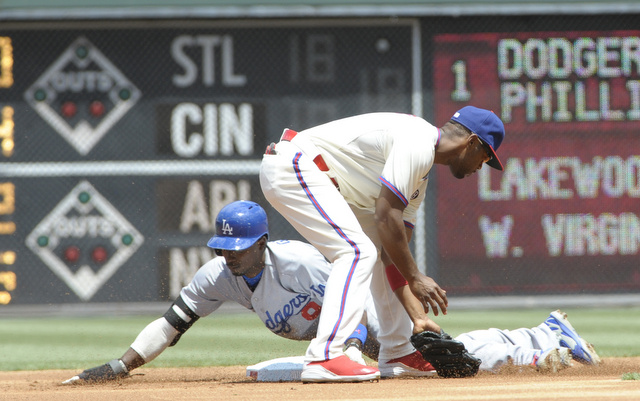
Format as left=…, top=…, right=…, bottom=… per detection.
left=162, top=295, right=200, bottom=346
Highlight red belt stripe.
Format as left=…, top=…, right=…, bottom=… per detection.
left=280, top=129, right=339, bottom=189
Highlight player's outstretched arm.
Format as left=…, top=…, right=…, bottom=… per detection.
left=61, top=348, right=145, bottom=384
left=61, top=316, right=180, bottom=384
left=380, top=248, right=442, bottom=334
left=63, top=296, right=199, bottom=384
left=392, top=280, right=442, bottom=334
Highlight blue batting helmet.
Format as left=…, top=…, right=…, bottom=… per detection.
left=207, top=201, right=269, bottom=251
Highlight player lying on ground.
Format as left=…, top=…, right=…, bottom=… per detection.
left=63, top=201, right=598, bottom=383
left=391, top=280, right=601, bottom=373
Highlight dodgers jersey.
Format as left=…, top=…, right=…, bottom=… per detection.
left=302, top=113, right=440, bottom=226
left=180, top=240, right=376, bottom=341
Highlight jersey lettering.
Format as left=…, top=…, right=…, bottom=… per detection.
left=263, top=293, right=310, bottom=334
left=310, top=283, right=325, bottom=297
left=300, top=301, right=321, bottom=321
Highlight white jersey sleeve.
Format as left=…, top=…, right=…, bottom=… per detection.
left=378, top=117, right=438, bottom=209
left=402, top=178, right=429, bottom=227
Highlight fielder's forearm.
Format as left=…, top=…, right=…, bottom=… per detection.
left=374, top=194, right=421, bottom=282
left=393, top=284, right=441, bottom=334
left=376, top=188, right=448, bottom=315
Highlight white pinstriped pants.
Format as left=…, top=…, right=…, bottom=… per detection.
left=260, top=140, right=414, bottom=362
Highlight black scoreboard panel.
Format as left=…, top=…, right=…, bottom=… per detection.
left=2, top=14, right=640, bottom=304
left=0, top=19, right=418, bottom=303
left=2, top=20, right=416, bottom=161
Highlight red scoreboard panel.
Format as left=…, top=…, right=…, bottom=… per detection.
left=433, top=30, right=640, bottom=295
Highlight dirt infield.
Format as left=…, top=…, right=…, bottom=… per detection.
left=3, top=357, right=639, bottom=401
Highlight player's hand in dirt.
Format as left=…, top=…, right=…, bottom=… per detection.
left=62, top=360, right=130, bottom=384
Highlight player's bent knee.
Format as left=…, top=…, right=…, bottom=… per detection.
left=358, top=240, right=378, bottom=264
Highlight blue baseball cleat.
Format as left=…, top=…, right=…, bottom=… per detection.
left=544, top=310, right=601, bottom=365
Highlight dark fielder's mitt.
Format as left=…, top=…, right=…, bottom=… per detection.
left=410, top=331, right=481, bottom=378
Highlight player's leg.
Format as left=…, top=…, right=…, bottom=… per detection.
left=348, top=207, right=435, bottom=377
left=368, top=258, right=415, bottom=359
left=543, top=310, right=601, bottom=365
left=347, top=206, right=414, bottom=359
left=370, top=259, right=439, bottom=377
left=455, top=324, right=562, bottom=372
left=361, top=292, right=381, bottom=361
left=261, top=144, right=379, bottom=382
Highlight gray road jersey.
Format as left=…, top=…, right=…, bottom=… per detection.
left=180, top=240, right=334, bottom=340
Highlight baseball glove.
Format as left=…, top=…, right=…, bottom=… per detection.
left=410, top=330, right=481, bottom=378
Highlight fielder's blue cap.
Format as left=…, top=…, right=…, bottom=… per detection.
left=207, top=200, right=269, bottom=251
left=451, top=106, right=505, bottom=171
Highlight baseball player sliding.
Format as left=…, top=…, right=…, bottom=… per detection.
left=63, top=201, right=600, bottom=384
left=63, top=201, right=397, bottom=384
left=260, top=106, right=506, bottom=382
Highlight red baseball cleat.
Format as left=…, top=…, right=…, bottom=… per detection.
left=378, top=351, right=437, bottom=378
left=301, top=355, right=380, bottom=383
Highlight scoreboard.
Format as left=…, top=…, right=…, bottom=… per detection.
left=1, top=16, right=639, bottom=305
left=433, top=30, right=640, bottom=294
left=1, top=36, right=15, bottom=304
left=0, top=19, right=419, bottom=304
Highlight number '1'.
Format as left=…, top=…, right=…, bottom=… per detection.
left=451, top=60, right=471, bottom=102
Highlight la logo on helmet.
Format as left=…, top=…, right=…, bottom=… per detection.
left=221, top=219, right=233, bottom=235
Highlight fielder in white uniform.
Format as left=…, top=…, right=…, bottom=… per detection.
left=63, top=201, right=599, bottom=384
left=260, top=106, right=507, bottom=382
